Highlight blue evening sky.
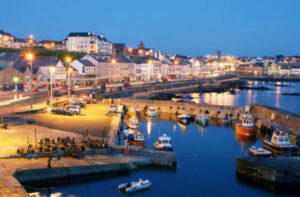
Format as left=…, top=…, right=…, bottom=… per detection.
left=0, top=0, right=299, bottom=57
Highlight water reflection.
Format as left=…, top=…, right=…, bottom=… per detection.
left=235, top=132, right=256, bottom=151
left=177, top=82, right=300, bottom=115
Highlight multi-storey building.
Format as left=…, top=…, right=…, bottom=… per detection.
left=66, top=32, right=112, bottom=54
left=0, top=30, right=14, bottom=48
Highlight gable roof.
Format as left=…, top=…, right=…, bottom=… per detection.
left=13, top=56, right=59, bottom=74
left=77, top=59, right=96, bottom=67
left=0, top=52, right=21, bottom=61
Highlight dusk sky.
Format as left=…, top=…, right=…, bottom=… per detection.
left=1, top=0, right=299, bottom=57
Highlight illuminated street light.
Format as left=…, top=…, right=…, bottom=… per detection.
left=26, top=53, right=34, bottom=109
left=65, top=56, right=72, bottom=99
left=148, top=59, right=153, bottom=64
left=174, top=60, right=179, bottom=65
left=49, top=67, right=55, bottom=106
left=111, top=58, right=117, bottom=64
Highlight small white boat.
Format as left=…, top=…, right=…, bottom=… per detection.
left=119, top=179, right=151, bottom=193
left=153, top=134, right=173, bottom=151
left=177, top=112, right=191, bottom=125
left=146, top=107, right=158, bottom=117
left=249, top=146, right=272, bottom=157
left=195, top=115, right=210, bottom=126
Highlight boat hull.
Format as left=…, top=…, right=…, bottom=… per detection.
left=129, top=140, right=145, bottom=147
left=263, top=140, right=299, bottom=156
left=235, top=125, right=256, bottom=136
left=147, top=112, right=157, bottom=117
left=153, top=143, right=173, bottom=151
left=249, top=149, right=271, bottom=157
left=127, top=123, right=140, bottom=129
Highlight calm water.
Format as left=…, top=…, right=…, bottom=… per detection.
left=36, top=82, right=300, bottom=197
left=181, top=81, right=300, bottom=115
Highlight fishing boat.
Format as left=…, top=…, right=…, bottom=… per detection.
left=127, top=116, right=140, bottom=129
left=177, top=112, right=191, bottom=125
left=264, top=131, right=299, bottom=156
left=128, top=132, right=146, bottom=147
left=153, top=134, right=173, bottom=151
left=235, top=114, right=256, bottom=136
left=146, top=107, right=158, bottom=117
left=248, top=146, right=272, bottom=157
left=195, top=115, right=210, bottom=126
left=119, top=179, right=151, bottom=193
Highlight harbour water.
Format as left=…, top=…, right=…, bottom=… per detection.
left=179, top=81, right=300, bottom=115
left=36, top=82, right=300, bottom=197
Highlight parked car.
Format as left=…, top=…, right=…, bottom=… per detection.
left=51, top=108, right=73, bottom=116
left=79, top=94, right=96, bottom=104
left=68, top=99, right=87, bottom=108
left=53, top=91, right=61, bottom=97
left=65, top=105, right=81, bottom=115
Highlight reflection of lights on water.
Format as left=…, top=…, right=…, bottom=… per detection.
left=147, top=121, right=152, bottom=137
left=173, top=125, right=176, bottom=131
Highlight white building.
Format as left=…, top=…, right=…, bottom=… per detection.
left=66, top=32, right=112, bottom=54
left=0, top=30, right=14, bottom=48
left=70, top=59, right=96, bottom=76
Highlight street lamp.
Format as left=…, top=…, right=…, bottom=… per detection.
left=49, top=67, right=55, bottom=106
left=65, top=56, right=72, bottom=99
left=13, top=76, right=19, bottom=100
left=26, top=53, right=34, bottom=109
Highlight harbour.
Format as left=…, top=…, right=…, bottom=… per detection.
left=0, top=80, right=300, bottom=196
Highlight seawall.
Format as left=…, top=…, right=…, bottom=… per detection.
left=236, top=156, right=300, bottom=184
left=113, top=98, right=243, bottom=119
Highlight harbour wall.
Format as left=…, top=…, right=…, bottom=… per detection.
left=236, top=156, right=300, bottom=184
left=14, top=160, right=153, bottom=184
left=13, top=147, right=176, bottom=185
left=249, top=105, right=300, bottom=136
left=112, top=98, right=243, bottom=119
left=110, top=99, right=300, bottom=138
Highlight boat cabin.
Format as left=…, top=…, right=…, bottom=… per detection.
left=271, top=131, right=293, bottom=146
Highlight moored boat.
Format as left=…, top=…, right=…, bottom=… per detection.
left=195, top=115, right=210, bottom=126
left=264, top=131, right=299, bottom=156
left=153, top=134, right=173, bottom=151
left=248, top=146, right=272, bottom=157
left=235, top=114, right=256, bottom=136
left=177, top=112, right=191, bottom=125
left=119, top=179, right=151, bottom=193
left=146, top=107, right=158, bottom=117
left=128, top=132, right=146, bottom=147
left=127, top=116, right=140, bottom=129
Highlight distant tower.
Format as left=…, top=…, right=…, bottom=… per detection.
left=138, top=41, right=145, bottom=49
left=217, top=50, right=221, bottom=60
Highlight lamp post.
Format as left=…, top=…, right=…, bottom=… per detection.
left=26, top=53, right=34, bottom=109
left=13, top=76, right=19, bottom=100
left=49, top=67, right=55, bottom=106
left=65, top=56, right=72, bottom=99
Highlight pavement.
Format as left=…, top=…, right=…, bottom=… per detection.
left=0, top=124, right=82, bottom=158
left=22, top=103, right=113, bottom=138
left=0, top=153, right=150, bottom=197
